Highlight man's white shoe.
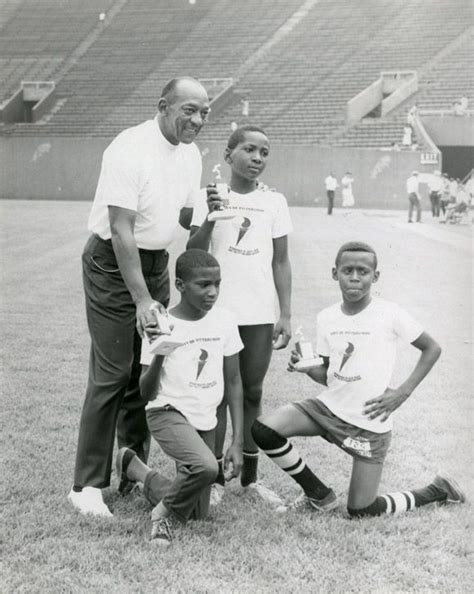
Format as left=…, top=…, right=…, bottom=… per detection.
left=68, top=486, right=113, bottom=517
left=244, top=482, right=284, bottom=507
left=209, top=483, right=225, bottom=507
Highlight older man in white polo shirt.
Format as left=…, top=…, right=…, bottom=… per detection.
left=69, top=77, right=210, bottom=517
left=427, top=170, right=443, bottom=218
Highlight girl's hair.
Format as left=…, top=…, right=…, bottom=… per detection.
left=227, top=125, right=268, bottom=150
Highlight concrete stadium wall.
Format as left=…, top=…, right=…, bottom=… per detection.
left=0, top=136, right=432, bottom=208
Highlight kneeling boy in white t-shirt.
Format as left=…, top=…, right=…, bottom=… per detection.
left=253, top=241, right=465, bottom=518
left=116, top=249, right=244, bottom=545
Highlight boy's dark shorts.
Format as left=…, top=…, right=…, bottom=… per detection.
left=293, top=399, right=391, bottom=464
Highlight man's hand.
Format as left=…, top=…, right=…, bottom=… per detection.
left=363, top=388, right=410, bottom=422
left=224, top=442, right=243, bottom=480
left=206, top=184, right=225, bottom=213
left=136, top=299, right=166, bottom=339
left=272, top=317, right=291, bottom=350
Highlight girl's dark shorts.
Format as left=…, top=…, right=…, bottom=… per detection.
left=293, top=399, right=391, bottom=464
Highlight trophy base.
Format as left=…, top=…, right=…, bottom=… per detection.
left=208, top=210, right=236, bottom=221
left=293, top=358, right=321, bottom=371
left=149, top=335, right=184, bottom=356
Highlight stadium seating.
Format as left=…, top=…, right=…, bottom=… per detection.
left=1, top=0, right=472, bottom=146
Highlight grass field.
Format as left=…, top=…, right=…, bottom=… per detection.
left=1, top=200, right=472, bottom=593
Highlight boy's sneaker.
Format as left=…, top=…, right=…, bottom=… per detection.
left=432, top=473, right=466, bottom=504
left=68, top=486, right=113, bottom=518
left=116, top=447, right=137, bottom=495
left=210, top=483, right=225, bottom=507
left=276, top=489, right=338, bottom=514
left=244, top=482, right=285, bottom=507
left=150, top=517, right=174, bottom=546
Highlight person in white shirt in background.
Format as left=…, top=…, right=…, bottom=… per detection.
left=325, top=173, right=338, bottom=215
left=341, top=172, right=355, bottom=209
left=68, top=77, right=210, bottom=518
left=406, top=171, right=422, bottom=223
left=427, top=170, right=443, bottom=218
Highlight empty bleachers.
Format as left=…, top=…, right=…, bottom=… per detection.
left=1, top=0, right=472, bottom=145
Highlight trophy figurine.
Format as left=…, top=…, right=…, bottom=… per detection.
left=293, top=326, right=321, bottom=371
left=207, top=163, right=236, bottom=222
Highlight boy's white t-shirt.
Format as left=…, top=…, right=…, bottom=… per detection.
left=191, top=188, right=293, bottom=324
left=141, top=306, right=243, bottom=431
left=315, top=298, right=424, bottom=433
left=88, top=118, right=202, bottom=250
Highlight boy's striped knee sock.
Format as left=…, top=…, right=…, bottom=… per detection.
left=348, top=483, right=448, bottom=518
left=251, top=419, right=331, bottom=499
left=241, top=451, right=259, bottom=487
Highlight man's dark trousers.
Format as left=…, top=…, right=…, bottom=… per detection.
left=74, top=234, right=170, bottom=488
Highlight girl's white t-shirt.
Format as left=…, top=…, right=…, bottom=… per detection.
left=316, top=298, right=424, bottom=433
left=191, top=188, right=293, bottom=325
left=141, top=307, right=243, bottom=431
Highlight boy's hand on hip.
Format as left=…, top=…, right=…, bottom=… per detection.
left=224, top=444, right=243, bottom=479
left=363, top=388, right=410, bottom=422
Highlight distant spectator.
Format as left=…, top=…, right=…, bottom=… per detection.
left=341, top=172, right=355, bottom=208
left=241, top=99, right=250, bottom=117
left=407, top=104, right=418, bottom=127
left=440, top=173, right=451, bottom=216
left=442, top=184, right=469, bottom=223
left=391, top=142, right=401, bottom=151
left=427, top=170, right=443, bottom=217
left=453, top=102, right=465, bottom=116
left=406, top=171, right=421, bottom=223
left=402, top=125, right=413, bottom=146
left=230, top=121, right=238, bottom=132
left=324, top=173, right=338, bottom=215
left=448, top=177, right=458, bottom=203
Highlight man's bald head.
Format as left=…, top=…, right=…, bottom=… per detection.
left=160, top=77, right=208, bottom=104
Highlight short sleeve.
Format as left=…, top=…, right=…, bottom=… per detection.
left=223, top=312, right=244, bottom=356
left=94, top=142, right=142, bottom=211
left=272, top=193, right=293, bottom=238
left=184, top=147, right=202, bottom=208
left=316, top=315, right=330, bottom=357
left=392, top=304, right=424, bottom=344
left=190, top=188, right=209, bottom=227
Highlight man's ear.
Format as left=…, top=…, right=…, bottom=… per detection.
left=331, top=267, right=338, bottom=281
left=373, top=270, right=380, bottom=283
left=175, top=277, right=185, bottom=293
left=157, top=98, right=168, bottom=115
left=224, top=147, right=232, bottom=164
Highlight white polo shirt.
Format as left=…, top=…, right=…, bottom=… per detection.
left=141, top=307, right=243, bottom=431
left=315, top=298, right=424, bottom=433
left=406, top=176, right=419, bottom=194
left=191, top=188, right=293, bottom=325
left=88, top=118, right=202, bottom=250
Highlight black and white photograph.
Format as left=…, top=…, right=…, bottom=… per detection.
left=1, top=0, right=472, bottom=591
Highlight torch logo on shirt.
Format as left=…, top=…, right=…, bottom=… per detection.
left=339, top=342, right=354, bottom=371
left=236, top=217, right=251, bottom=245
left=196, top=349, right=209, bottom=380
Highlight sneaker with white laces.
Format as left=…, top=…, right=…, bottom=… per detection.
left=150, top=517, right=173, bottom=546
left=244, top=482, right=285, bottom=507
left=68, top=486, right=113, bottom=518
left=432, top=473, right=466, bottom=504
left=209, top=483, right=225, bottom=507
left=276, top=489, right=338, bottom=514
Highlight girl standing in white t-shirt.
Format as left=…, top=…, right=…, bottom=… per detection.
left=188, top=125, right=292, bottom=503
